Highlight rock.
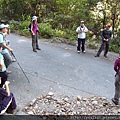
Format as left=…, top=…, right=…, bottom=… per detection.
left=48, top=92, right=54, bottom=96
left=27, top=111, right=34, bottom=115
left=92, top=100, right=98, bottom=105
left=118, top=109, right=120, bottom=113
left=77, top=95, right=82, bottom=101
left=23, top=94, right=120, bottom=115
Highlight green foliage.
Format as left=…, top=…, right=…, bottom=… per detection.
left=109, top=44, right=119, bottom=53
left=87, top=43, right=98, bottom=49
left=38, top=23, right=55, bottom=39
left=0, top=0, right=119, bottom=53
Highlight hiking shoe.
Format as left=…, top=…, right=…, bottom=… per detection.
left=12, top=58, right=16, bottom=62
left=33, top=50, right=37, bottom=52
left=11, top=107, right=20, bottom=115
left=104, top=55, right=108, bottom=58
left=95, top=55, right=99, bottom=57
left=36, top=48, right=41, bottom=50
left=112, top=98, right=119, bottom=105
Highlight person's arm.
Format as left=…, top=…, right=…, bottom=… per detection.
left=0, top=59, right=4, bottom=70
left=76, top=27, right=82, bottom=34
left=83, top=26, right=88, bottom=32
left=114, top=59, right=118, bottom=73
left=4, top=81, right=10, bottom=96
left=31, top=23, right=35, bottom=35
left=7, top=25, right=10, bottom=35
left=1, top=42, right=13, bottom=52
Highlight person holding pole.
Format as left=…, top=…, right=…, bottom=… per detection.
left=0, top=24, right=13, bottom=74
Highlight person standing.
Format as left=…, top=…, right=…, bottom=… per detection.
left=0, top=24, right=13, bottom=74
left=95, top=24, right=112, bottom=57
left=31, top=16, right=41, bottom=52
left=112, top=57, right=120, bottom=105
left=76, top=21, right=88, bottom=53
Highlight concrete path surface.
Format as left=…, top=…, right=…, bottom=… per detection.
left=6, top=33, right=118, bottom=114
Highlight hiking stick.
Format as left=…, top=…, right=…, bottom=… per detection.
left=11, top=52, right=30, bottom=83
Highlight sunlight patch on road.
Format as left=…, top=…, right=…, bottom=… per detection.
left=18, top=39, right=27, bottom=43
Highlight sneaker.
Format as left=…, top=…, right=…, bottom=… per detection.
left=36, top=48, right=41, bottom=50
left=7, top=70, right=12, bottom=74
left=95, top=55, right=99, bottom=57
left=82, top=51, right=86, bottom=53
left=112, top=98, right=119, bottom=105
left=77, top=51, right=80, bottom=53
left=12, top=58, right=16, bottom=62
left=104, top=55, right=108, bottom=58
left=33, top=50, right=37, bottom=52
left=11, top=107, right=20, bottom=115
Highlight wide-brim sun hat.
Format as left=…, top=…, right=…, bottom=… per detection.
left=32, top=16, right=38, bottom=21
left=0, top=24, right=9, bottom=29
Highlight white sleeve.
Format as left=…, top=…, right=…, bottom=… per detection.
left=76, top=27, right=79, bottom=32
left=0, top=35, right=4, bottom=44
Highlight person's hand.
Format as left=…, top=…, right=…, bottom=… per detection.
left=9, top=48, right=13, bottom=52
left=5, top=81, right=10, bottom=85
left=104, top=38, right=108, bottom=41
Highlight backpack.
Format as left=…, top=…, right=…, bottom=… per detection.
left=28, top=23, right=31, bottom=32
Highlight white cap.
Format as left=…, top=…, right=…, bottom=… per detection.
left=0, top=24, right=9, bottom=29
left=81, top=21, right=84, bottom=23
left=32, top=16, right=38, bottom=21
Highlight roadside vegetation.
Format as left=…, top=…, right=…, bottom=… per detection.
left=0, top=0, right=119, bottom=53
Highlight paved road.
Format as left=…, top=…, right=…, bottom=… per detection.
left=6, top=33, right=118, bottom=114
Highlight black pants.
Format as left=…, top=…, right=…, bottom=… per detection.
left=0, top=71, right=8, bottom=87
left=77, top=38, right=85, bottom=52
left=97, top=41, right=109, bottom=56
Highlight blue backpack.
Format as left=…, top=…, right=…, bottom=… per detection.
left=28, top=23, right=31, bottom=32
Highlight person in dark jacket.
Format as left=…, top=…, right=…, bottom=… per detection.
left=95, top=24, right=112, bottom=57
left=0, top=81, right=19, bottom=115
left=112, top=56, right=120, bottom=105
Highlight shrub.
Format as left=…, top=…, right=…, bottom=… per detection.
left=38, top=23, right=55, bottom=38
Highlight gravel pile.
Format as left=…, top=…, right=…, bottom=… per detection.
left=23, top=92, right=120, bottom=115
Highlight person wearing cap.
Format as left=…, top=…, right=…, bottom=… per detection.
left=0, top=24, right=13, bottom=74
left=95, top=24, right=112, bottom=57
left=0, top=44, right=8, bottom=87
left=31, top=16, right=41, bottom=52
left=112, top=56, right=120, bottom=105
left=76, top=21, right=88, bottom=53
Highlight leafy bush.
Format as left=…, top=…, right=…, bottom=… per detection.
left=38, top=23, right=55, bottom=38
left=87, top=43, right=98, bottom=49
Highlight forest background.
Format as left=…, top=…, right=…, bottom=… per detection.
left=0, top=0, right=120, bottom=53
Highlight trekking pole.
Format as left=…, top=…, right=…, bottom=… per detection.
left=11, top=52, right=30, bottom=83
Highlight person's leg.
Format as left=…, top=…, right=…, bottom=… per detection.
left=77, top=38, right=81, bottom=52
left=95, top=41, right=104, bottom=56
left=104, top=43, right=109, bottom=57
left=113, top=75, right=120, bottom=104
left=2, top=53, right=12, bottom=68
left=32, top=35, right=37, bottom=52
left=35, top=34, right=40, bottom=50
left=0, top=71, right=8, bottom=87
left=81, top=39, right=85, bottom=52
left=5, top=93, right=18, bottom=114
left=9, top=93, right=17, bottom=110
